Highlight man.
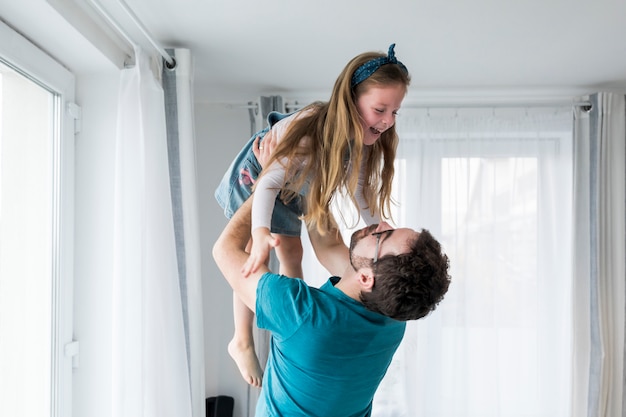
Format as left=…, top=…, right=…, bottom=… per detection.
left=213, top=197, right=450, bottom=416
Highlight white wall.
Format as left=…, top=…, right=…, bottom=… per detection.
left=195, top=103, right=253, bottom=417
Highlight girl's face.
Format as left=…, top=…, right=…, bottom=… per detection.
left=356, top=83, right=406, bottom=145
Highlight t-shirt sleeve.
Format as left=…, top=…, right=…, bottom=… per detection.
left=256, top=272, right=314, bottom=341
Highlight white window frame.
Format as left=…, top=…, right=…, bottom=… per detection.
left=0, top=19, right=76, bottom=417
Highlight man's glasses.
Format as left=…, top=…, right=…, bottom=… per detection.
left=371, top=230, right=393, bottom=264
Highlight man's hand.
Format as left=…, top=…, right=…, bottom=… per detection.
left=252, top=129, right=276, bottom=169
left=213, top=198, right=269, bottom=312
left=242, top=227, right=280, bottom=277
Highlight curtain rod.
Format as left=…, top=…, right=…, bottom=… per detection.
left=400, top=101, right=592, bottom=109
left=88, top=0, right=176, bottom=69
left=219, top=100, right=592, bottom=111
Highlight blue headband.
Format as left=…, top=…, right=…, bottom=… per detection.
left=350, top=43, right=408, bottom=88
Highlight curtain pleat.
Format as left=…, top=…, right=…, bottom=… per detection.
left=248, top=95, right=285, bottom=133
left=572, top=92, right=626, bottom=417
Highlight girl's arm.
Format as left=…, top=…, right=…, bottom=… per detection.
left=244, top=123, right=291, bottom=276
left=244, top=111, right=308, bottom=276
left=241, top=163, right=283, bottom=276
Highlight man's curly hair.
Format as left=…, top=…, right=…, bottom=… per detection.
left=360, top=229, right=451, bottom=321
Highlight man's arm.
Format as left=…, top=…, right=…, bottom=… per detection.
left=307, top=221, right=350, bottom=277
left=213, top=197, right=269, bottom=313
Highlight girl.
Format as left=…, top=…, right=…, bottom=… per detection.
left=215, top=44, right=410, bottom=387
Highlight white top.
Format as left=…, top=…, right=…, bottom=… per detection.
left=252, top=111, right=380, bottom=232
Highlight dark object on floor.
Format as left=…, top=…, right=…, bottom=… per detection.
left=206, top=395, right=234, bottom=417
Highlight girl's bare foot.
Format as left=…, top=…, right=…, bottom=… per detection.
left=227, top=339, right=263, bottom=387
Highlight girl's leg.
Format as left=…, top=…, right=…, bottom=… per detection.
left=228, top=235, right=303, bottom=387
left=228, top=239, right=263, bottom=387
left=228, top=293, right=263, bottom=387
left=274, top=235, right=304, bottom=279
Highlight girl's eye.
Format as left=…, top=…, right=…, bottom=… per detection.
left=375, top=108, right=384, bottom=113
left=392, top=111, right=399, bottom=116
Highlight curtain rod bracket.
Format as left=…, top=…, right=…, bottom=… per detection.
left=164, top=57, right=177, bottom=71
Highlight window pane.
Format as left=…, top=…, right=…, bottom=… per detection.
left=441, top=157, right=539, bottom=327
left=441, top=156, right=542, bottom=414
left=0, top=60, right=55, bottom=417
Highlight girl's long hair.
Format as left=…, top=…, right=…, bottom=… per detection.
left=260, top=50, right=411, bottom=235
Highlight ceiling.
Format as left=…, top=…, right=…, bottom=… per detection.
left=3, top=0, right=626, bottom=104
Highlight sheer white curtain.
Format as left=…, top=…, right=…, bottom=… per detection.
left=303, top=106, right=575, bottom=416
left=571, top=93, right=626, bottom=417
left=112, top=47, right=204, bottom=417
left=379, top=107, right=574, bottom=416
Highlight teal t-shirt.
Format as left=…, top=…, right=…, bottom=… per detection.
left=255, top=273, right=406, bottom=417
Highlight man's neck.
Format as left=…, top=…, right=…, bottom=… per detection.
left=334, top=272, right=361, bottom=301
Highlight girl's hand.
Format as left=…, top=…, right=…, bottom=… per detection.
left=252, top=130, right=276, bottom=169
left=242, top=227, right=280, bottom=277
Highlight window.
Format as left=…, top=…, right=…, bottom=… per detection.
left=0, top=21, right=76, bottom=417
left=379, top=107, right=574, bottom=416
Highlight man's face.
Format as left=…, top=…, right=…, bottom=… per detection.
left=349, top=223, right=419, bottom=270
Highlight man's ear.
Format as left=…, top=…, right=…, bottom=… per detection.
left=358, top=269, right=375, bottom=291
